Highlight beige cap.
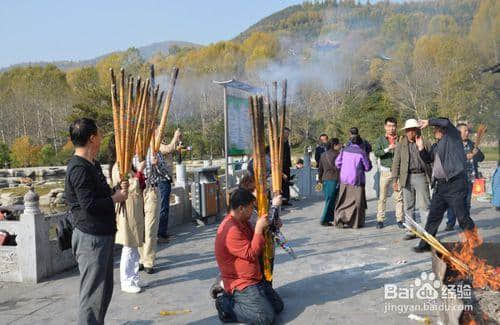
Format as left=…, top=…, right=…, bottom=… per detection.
left=401, top=119, right=420, bottom=130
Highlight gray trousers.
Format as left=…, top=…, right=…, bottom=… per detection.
left=72, top=228, right=115, bottom=325
left=402, top=173, right=430, bottom=227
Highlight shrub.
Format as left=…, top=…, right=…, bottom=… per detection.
left=10, top=136, right=41, bottom=167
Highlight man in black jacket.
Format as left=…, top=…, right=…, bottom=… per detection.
left=413, top=118, right=475, bottom=253
left=314, top=134, right=329, bottom=167
left=347, top=127, right=372, bottom=154
left=65, top=118, right=128, bottom=324
left=445, top=123, right=484, bottom=231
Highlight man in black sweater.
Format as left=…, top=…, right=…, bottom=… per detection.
left=282, top=127, right=292, bottom=206
left=314, top=133, right=329, bottom=168
left=65, top=118, right=128, bottom=325
left=413, top=118, right=475, bottom=253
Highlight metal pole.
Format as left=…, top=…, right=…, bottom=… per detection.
left=223, top=86, right=229, bottom=203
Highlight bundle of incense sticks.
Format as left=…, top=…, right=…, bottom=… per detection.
left=136, top=66, right=164, bottom=161
left=249, top=95, right=274, bottom=282
left=154, top=67, right=179, bottom=153
left=110, top=66, right=179, bottom=179
left=403, top=217, right=468, bottom=273
left=475, top=124, right=487, bottom=148
left=110, top=67, right=142, bottom=181
left=266, top=80, right=287, bottom=197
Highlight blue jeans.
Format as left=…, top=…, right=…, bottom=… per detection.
left=446, top=181, right=473, bottom=228
left=157, top=180, right=171, bottom=237
left=216, top=280, right=283, bottom=324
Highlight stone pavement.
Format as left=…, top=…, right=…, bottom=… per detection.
left=1, top=196, right=498, bottom=325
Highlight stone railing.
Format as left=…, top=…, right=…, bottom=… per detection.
left=0, top=188, right=76, bottom=283
left=0, top=182, right=193, bottom=283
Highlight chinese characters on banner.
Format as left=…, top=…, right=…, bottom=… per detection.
left=227, top=94, right=252, bottom=156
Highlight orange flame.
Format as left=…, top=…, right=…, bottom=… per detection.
left=450, top=227, right=500, bottom=290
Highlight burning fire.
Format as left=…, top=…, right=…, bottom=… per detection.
left=450, top=227, right=500, bottom=290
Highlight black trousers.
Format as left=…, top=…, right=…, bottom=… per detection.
left=282, top=173, right=291, bottom=201
left=418, top=173, right=475, bottom=248
left=216, top=281, right=284, bottom=324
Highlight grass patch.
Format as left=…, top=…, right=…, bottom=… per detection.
left=0, top=182, right=64, bottom=197
left=481, top=146, right=498, bottom=162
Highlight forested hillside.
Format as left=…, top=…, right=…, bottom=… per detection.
left=0, top=0, right=498, bottom=167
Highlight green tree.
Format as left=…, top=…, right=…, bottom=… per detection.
left=0, top=143, right=10, bottom=167
left=428, top=15, right=459, bottom=35
left=38, top=144, right=57, bottom=166
left=469, top=0, right=499, bottom=63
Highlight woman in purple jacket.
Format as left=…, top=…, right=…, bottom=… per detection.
left=334, top=135, right=372, bottom=228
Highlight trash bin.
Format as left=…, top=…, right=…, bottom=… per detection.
left=191, top=166, right=220, bottom=221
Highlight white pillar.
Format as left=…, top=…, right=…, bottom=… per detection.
left=175, top=163, right=187, bottom=188
left=302, top=151, right=312, bottom=197
left=19, top=187, right=45, bottom=283
left=227, top=157, right=235, bottom=188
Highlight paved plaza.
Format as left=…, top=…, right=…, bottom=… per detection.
left=1, top=196, right=498, bottom=324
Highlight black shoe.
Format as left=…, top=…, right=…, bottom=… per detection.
left=397, top=221, right=405, bottom=229
left=376, top=222, right=384, bottom=229
left=158, top=234, right=171, bottom=243
left=138, top=263, right=144, bottom=271
left=444, top=224, right=455, bottom=232
left=321, top=222, right=333, bottom=227
left=215, top=296, right=235, bottom=323
left=403, top=233, right=417, bottom=240
left=210, top=281, right=224, bottom=299
left=413, top=245, right=431, bottom=253
left=144, top=267, right=155, bottom=274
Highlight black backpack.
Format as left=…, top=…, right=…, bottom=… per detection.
left=56, top=212, right=74, bottom=251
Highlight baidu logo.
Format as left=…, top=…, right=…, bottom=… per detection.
left=384, top=272, right=441, bottom=300
left=383, top=271, right=473, bottom=314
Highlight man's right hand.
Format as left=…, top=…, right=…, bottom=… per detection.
left=112, top=189, right=128, bottom=203
left=388, top=143, right=397, bottom=150
left=120, top=180, right=129, bottom=194
left=415, top=135, right=424, bottom=151
left=255, top=217, right=269, bottom=235
left=393, top=181, right=399, bottom=192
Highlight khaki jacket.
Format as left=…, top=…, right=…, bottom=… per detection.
left=391, top=136, right=432, bottom=187
left=112, top=164, right=145, bottom=247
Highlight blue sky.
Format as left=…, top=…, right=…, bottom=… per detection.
left=0, top=0, right=306, bottom=68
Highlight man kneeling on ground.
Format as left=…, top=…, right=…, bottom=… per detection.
left=214, top=188, right=284, bottom=324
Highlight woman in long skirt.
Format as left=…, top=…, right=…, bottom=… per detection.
left=334, top=135, right=372, bottom=228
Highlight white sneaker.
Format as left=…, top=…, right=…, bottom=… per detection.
left=121, top=283, right=141, bottom=294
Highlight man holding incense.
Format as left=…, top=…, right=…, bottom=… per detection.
left=157, top=128, right=182, bottom=242
left=214, top=188, right=284, bottom=324
left=139, top=128, right=181, bottom=274
left=65, top=118, right=128, bottom=324
left=413, top=118, right=476, bottom=253
left=282, top=127, right=292, bottom=206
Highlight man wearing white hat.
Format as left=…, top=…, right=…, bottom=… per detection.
left=391, top=119, right=432, bottom=241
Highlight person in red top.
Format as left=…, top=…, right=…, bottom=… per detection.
left=214, top=188, right=284, bottom=324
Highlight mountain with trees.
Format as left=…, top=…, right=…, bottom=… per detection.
left=0, top=40, right=200, bottom=72
left=0, top=0, right=498, bottom=167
